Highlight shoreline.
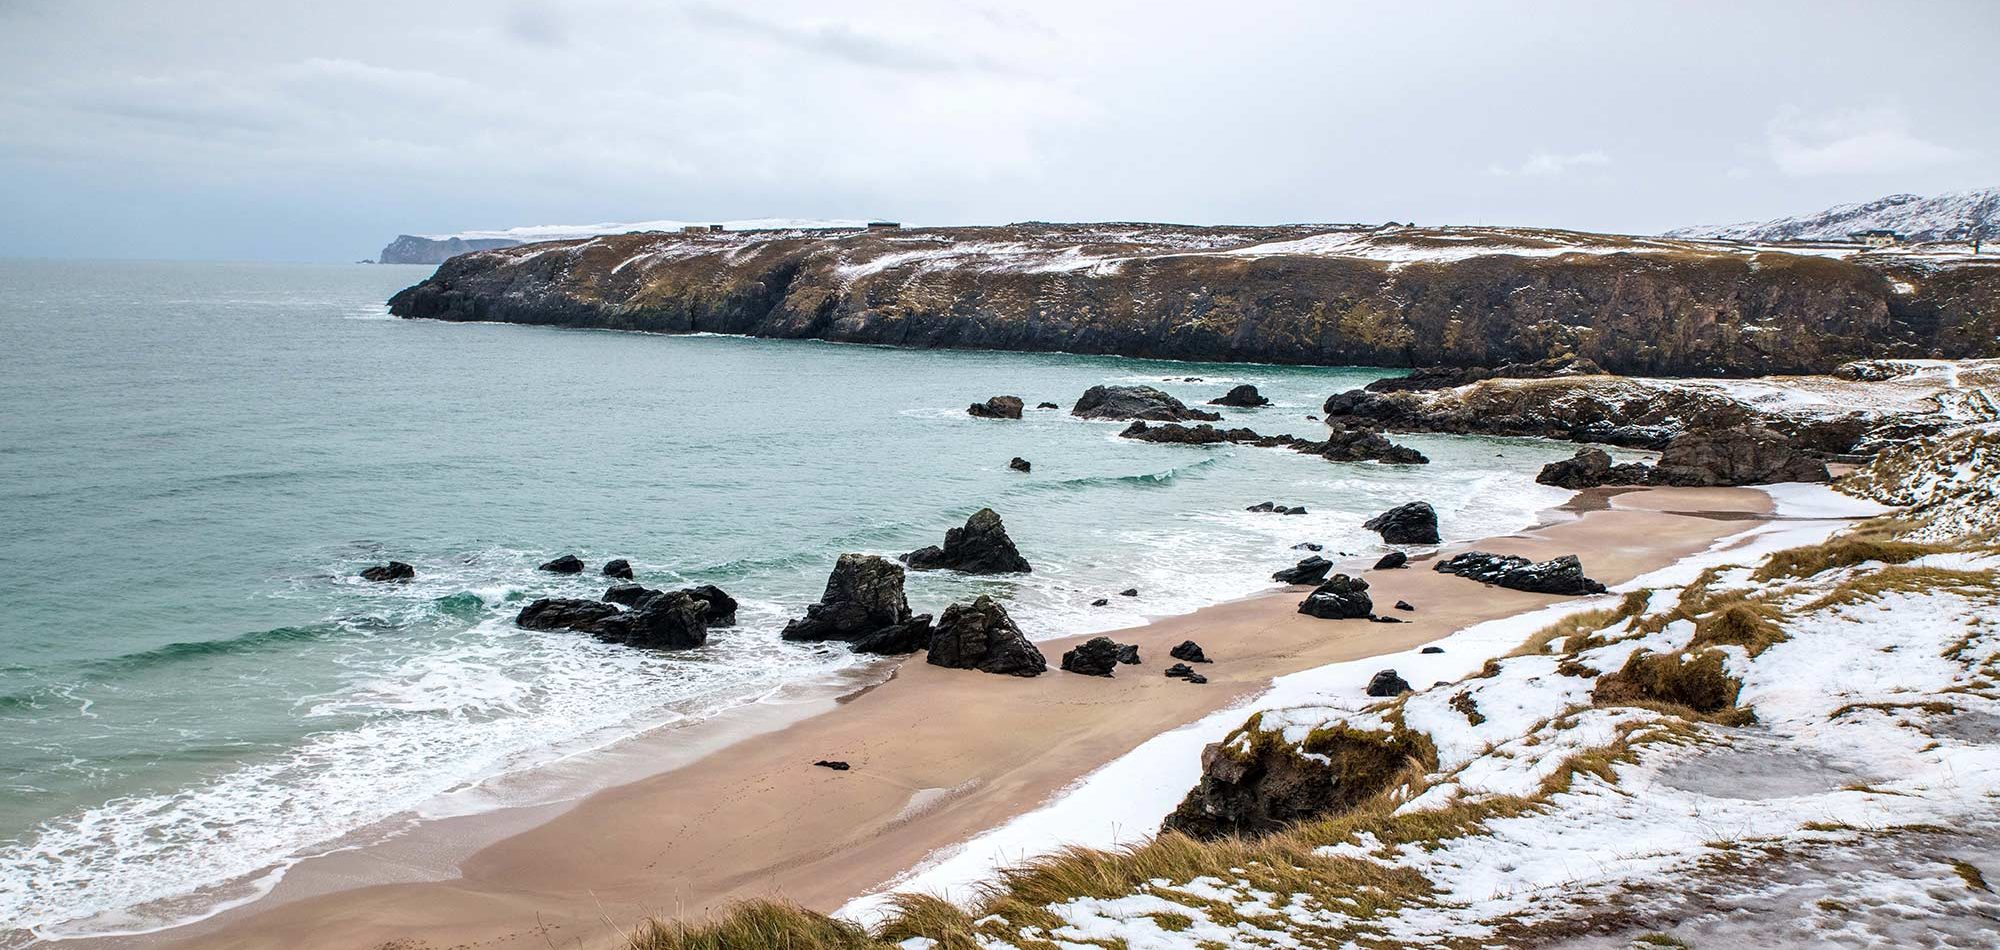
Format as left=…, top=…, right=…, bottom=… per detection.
left=94, top=483, right=1803, bottom=950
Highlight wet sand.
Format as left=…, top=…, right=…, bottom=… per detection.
left=153, top=485, right=1776, bottom=950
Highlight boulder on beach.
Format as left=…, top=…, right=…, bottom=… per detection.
left=1420, top=645, right=1444, bottom=654
left=1273, top=555, right=1333, bottom=585
left=359, top=561, right=414, bottom=582
left=1395, top=600, right=1415, bottom=611
left=1170, top=640, right=1211, bottom=663
left=1374, top=551, right=1409, bottom=570
left=1365, top=669, right=1413, bottom=696
left=967, top=395, right=1024, bottom=419
left=1298, top=574, right=1373, bottom=619
left=927, top=595, right=1046, bottom=677
left=1165, top=663, right=1207, bottom=683
left=813, top=759, right=850, bottom=771
left=1208, top=384, right=1271, bottom=407
left=1060, top=636, right=1126, bottom=677
left=1433, top=551, right=1607, bottom=595
left=1651, top=425, right=1829, bottom=486
left=1009, top=456, right=1032, bottom=472
left=601, top=558, right=634, bottom=579
left=1363, top=502, right=1440, bottom=545
left=902, top=507, right=1032, bottom=574
left=538, top=554, right=585, bottom=574
left=1536, top=446, right=1657, bottom=489
left=1071, top=384, right=1222, bottom=422
left=1117, top=643, right=1141, bottom=665
left=782, top=554, right=924, bottom=652
left=849, top=615, right=936, bottom=655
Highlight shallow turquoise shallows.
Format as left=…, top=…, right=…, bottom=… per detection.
left=0, top=259, right=1576, bottom=940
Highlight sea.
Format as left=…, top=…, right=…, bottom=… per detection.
left=0, top=259, right=1577, bottom=944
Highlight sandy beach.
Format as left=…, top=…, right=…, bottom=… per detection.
left=139, top=485, right=1778, bottom=950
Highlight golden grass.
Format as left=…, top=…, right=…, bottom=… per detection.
left=1593, top=648, right=1745, bottom=720
left=1688, top=602, right=1788, bottom=656
left=629, top=901, right=875, bottom=950
left=1750, top=538, right=1947, bottom=582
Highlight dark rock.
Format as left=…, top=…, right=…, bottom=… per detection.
left=516, top=598, right=621, bottom=631
left=1433, top=551, right=1607, bottom=595
left=1185, top=672, right=1208, bottom=684
left=1395, top=600, right=1415, bottom=611
left=1369, top=614, right=1406, bottom=624
left=1420, top=646, right=1444, bottom=654
left=603, top=583, right=658, bottom=606
left=1246, top=501, right=1277, bottom=512
left=1298, top=574, right=1372, bottom=619
left=359, top=561, right=414, bottom=582
left=1273, top=555, right=1333, bottom=585
left=1374, top=551, right=1409, bottom=570
left=1364, top=354, right=1604, bottom=393
left=813, top=759, right=851, bottom=771
left=782, top=554, right=918, bottom=646
left=538, top=554, right=585, bottom=574
left=1308, top=429, right=1429, bottom=465
left=1119, top=420, right=1263, bottom=445
left=1282, top=506, right=1307, bottom=515
left=1536, top=447, right=1615, bottom=489
left=927, top=595, right=1046, bottom=676
left=968, top=395, right=1024, bottom=419
left=1091, top=598, right=1109, bottom=607
left=1008, top=456, right=1031, bottom=473
left=850, top=614, right=935, bottom=655
left=601, top=558, right=634, bottom=579
left=1363, top=502, right=1440, bottom=545
left=591, top=589, right=708, bottom=650
left=1060, top=637, right=1125, bottom=676
left=902, top=507, right=1032, bottom=574
left=1116, top=643, right=1141, bottom=665
left=1294, top=542, right=1323, bottom=551
left=1161, top=720, right=1427, bottom=839
left=1650, top=425, right=1830, bottom=486
left=1035, top=401, right=1059, bottom=409
left=1072, top=385, right=1222, bottom=422
left=1165, top=662, right=1196, bottom=678
left=679, top=584, right=739, bottom=627
left=1208, top=384, right=1271, bottom=407
left=1170, top=640, right=1211, bottom=663
left=1366, top=669, right=1412, bottom=696
left=1119, top=588, right=1139, bottom=597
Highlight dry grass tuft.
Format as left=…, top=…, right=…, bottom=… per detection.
left=1689, top=602, right=1788, bottom=656
left=1593, top=648, right=1746, bottom=721
left=1751, top=538, right=1946, bottom=582
left=629, top=901, right=875, bottom=950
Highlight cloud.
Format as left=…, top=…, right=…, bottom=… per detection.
left=1486, top=150, right=1611, bottom=177
left=681, top=3, right=1000, bottom=74
left=1765, top=106, right=1967, bottom=175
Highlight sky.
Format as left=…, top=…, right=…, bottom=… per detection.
left=0, top=0, right=1994, bottom=262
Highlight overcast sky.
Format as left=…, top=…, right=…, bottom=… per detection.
left=1, top=0, right=1993, bottom=262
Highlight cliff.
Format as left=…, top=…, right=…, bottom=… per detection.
left=386, top=222, right=2000, bottom=376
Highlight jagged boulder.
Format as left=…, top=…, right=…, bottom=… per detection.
left=1208, top=384, right=1271, bottom=407
left=591, top=589, right=708, bottom=650
left=603, top=583, right=657, bottom=606
left=782, top=554, right=919, bottom=648
left=967, top=395, right=1024, bottom=419
left=360, top=561, right=414, bottom=582
left=1365, top=669, right=1412, bottom=696
left=1170, top=640, right=1211, bottom=663
left=1008, top=457, right=1031, bottom=472
left=538, top=554, right=585, bottom=574
left=1363, top=502, right=1440, bottom=544
left=517, top=598, right=622, bottom=631
left=1307, top=429, right=1429, bottom=465
left=1036, top=401, right=1059, bottom=409
left=849, top=615, right=935, bottom=655
left=1072, top=385, right=1222, bottom=422
left=927, top=595, right=1046, bottom=676
left=680, top=584, right=739, bottom=627
left=1117, top=643, right=1141, bottom=664
left=1299, top=574, right=1373, bottom=619
left=1537, top=447, right=1614, bottom=488
left=1373, top=551, right=1408, bottom=570
left=902, top=507, right=1032, bottom=574
left=1060, top=636, right=1125, bottom=676
left=1121, top=421, right=1261, bottom=444
left=1433, top=552, right=1606, bottom=595
left=1273, top=555, right=1333, bottom=585
left=1650, top=425, right=1829, bottom=486
left=602, top=558, right=634, bottom=579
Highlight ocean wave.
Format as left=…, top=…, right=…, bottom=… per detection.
left=1016, top=455, right=1226, bottom=494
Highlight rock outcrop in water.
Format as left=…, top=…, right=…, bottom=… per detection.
left=1209, top=384, right=1271, bottom=407
left=902, top=508, right=1032, bottom=574
left=967, top=395, right=1023, bottom=419
left=927, top=595, right=1046, bottom=676
left=1534, top=427, right=1830, bottom=488
left=1273, top=555, right=1333, bottom=585
left=360, top=561, right=415, bottom=582
left=386, top=222, right=2000, bottom=377
left=1119, top=420, right=1428, bottom=465
left=517, top=593, right=709, bottom=650
left=1072, top=385, right=1221, bottom=422
left=781, top=554, right=932, bottom=654
left=538, top=554, right=585, bottom=574
left=601, top=558, right=634, bottom=579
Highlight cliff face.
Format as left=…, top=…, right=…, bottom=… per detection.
left=386, top=223, right=2000, bottom=375
left=379, top=234, right=522, bottom=265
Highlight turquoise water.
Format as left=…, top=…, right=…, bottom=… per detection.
left=0, top=259, right=1576, bottom=941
